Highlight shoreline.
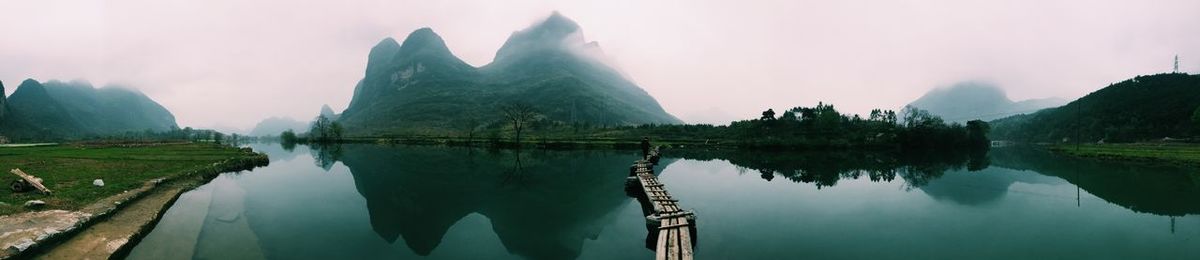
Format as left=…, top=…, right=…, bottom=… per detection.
left=287, top=136, right=907, bottom=151
left=0, top=152, right=268, bottom=259
left=1049, top=143, right=1200, bottom=168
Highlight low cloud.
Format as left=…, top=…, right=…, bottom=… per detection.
left=2, top=0, right=1198, bottom=127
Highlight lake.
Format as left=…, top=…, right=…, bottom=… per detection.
left=126, top=143, right=1200, bottom=259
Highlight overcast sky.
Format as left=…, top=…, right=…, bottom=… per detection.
left=2, top=0, right=1198, bottom=131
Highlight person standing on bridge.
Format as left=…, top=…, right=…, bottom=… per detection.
left=641, top=137, right=651, bottom=159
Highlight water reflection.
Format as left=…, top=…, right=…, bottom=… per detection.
left=310, top=143, right=343, bottom=170
left=990, top=147, right=1200, bottom=216
left=672, top=147, right=1200, bottom=216
left=322, top=144, right=653, bottom=259
left=128, top=143, right=1200, bottom=259
left=671, top=149, right=989, bottom=189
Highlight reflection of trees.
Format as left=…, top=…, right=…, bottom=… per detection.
left=672, top=149, right=972, bottom=189
left=990, top=147, right=1200, bottom=216
left=501, top=148, right=527, bottom=187
left=309, top=143, right=343, bottom=170
left=280, top=140, right=296, bottom=152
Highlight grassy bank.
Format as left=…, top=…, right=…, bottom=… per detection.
left=1051, top=143, right=1200, bottom=167
left=0, top=143, right=262, bottom=215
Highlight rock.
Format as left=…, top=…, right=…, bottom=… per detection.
left=24, top=200, right=45, bottom=208
left=93, top=179, right=105, bottom=187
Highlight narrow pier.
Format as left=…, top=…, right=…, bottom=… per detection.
left=626, top=147, right=695, bottom=260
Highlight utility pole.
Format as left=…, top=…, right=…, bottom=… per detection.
left=1171, top=216, right=1176, bottom=234
left=1080, top=100, right=1089, bottom=151
left=1175, top=55, right=1180, bottom=73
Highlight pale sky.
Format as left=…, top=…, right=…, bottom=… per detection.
left=2, top=0, right=1198, bottom=132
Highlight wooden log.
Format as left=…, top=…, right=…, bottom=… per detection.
left=657, top=221, right=691, bottom=230
left=655, top=210, right=694, bottom=219
left=10, top=169, right=51, bottom=194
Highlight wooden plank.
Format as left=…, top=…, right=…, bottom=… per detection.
left=10, top=168, right=51, bottom=194
left=655, top=211, right=694, bottom=218
left=678, top=218, right=694, bottom=260
left=658, top=221, right=691, bottom=230
left=655, top=218, right=669, bottom=260
left=631, top=151, right=694, bottom=260
left=664, top=217, right=679, bottom=260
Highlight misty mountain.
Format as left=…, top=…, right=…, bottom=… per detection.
left=338, top=12, right=681, bottom=135
left=249, top=116, right=310, bottom=137
left=319, top=104, right=340, bottom=121
left=0, top=79, right=177, bottom=140
left=990, top=73, right=1200, bottom=142
left=907, top=82, right=1066, bottom=123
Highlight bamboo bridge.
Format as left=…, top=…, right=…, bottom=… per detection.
left=626, top=147, right=696, bottom=260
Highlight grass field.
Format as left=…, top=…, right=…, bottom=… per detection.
left=0, top=143, right=254, bottom=215
left=1052, top=143, right=1200, bottom=167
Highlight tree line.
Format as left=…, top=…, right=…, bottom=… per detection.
left=275, top=101, right=990, bottom=151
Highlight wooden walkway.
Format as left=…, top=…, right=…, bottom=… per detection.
left=627, top=147, right=695, bottom=260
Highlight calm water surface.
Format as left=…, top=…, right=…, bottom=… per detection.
left=127, top=144, right=1200, bottom=259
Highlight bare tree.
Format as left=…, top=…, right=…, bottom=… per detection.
left=499, top=102, right=538, bottom=145
left=457, top=116, right=480, bottom=143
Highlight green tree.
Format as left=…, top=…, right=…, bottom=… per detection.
left=966, top=120, right=990, bottom=148
left=280, top=130, right=297, bottom=142
left=308, top=114, right=342, bottom=142
left=779, top=111, right=797, bottom=121
left=760, top=109, right=776, bottom=120
left=212, top=132, right=224, bottom=145
left=902, top=105, right=946, bottom=129
left=1192, top=105, right=1200, bottom=133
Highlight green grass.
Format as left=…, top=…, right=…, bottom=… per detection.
left=1052, top=143, right=1200, bottom=167
left=0, top=143, right=250, bottom=215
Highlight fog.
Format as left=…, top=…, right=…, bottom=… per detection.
left=2, top=0, right=1198, bottom=130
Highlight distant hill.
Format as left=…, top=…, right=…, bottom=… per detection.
left=338, top=12, right=681, bottom=135
left=907, top=82, right=1065, bottom=123
left=990, top=73, right=1200, bottom=143
left=249, top=117, right=310, bottom=137
left=0, top=79, right=177, bottom=140
left=319, top=104, right=340, bottom=121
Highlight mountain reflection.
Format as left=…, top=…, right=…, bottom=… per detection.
left=318, top=144, right=650, bottom=260
left=671, top=147, right=1200, bottom=216
left=299, top=144, right=1199, bottom=259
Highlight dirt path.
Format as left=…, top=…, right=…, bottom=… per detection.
left=33, top=184, right=187, bottom=260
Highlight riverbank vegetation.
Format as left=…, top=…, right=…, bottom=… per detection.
left=990, top=73, right=1200, bottom=143
left=284, top=102, right=990, bottom=151
left=0, top=143, right=264, bottom=215
left=1050, top=143, right=1200, bottom=167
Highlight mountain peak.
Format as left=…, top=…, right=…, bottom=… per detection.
left=539, top=11, right=581, bottom=36
left=13, top=79, right=46, bottom=96
left=908, top=81, right=1064, bottom=123
left=320, top=104, right=337, bottom=117
left=397, top=27, right=452, bottom=57
left=19, top=79, right=41, bottom=87
left=494, top=12, right=586, bottom=61
left=369, top=37, right=400, bottom=58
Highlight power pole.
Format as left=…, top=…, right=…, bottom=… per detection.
left=1175, top=55, right=1180, bottom=73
